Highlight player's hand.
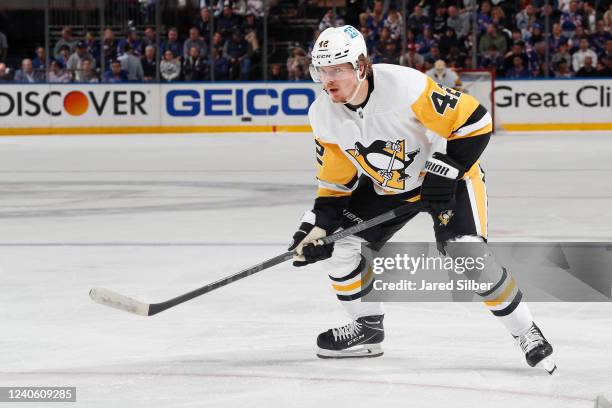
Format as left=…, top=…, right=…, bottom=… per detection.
left=421, top=152, right=465, bottom=212
left=288, top=211, right=334, bottom=267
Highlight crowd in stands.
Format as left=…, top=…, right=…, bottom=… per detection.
left=304, top=0, right=611, bottom=79
left=0, top=0, right=610, bottom=83
left=0, top=1, right=263, bottom=83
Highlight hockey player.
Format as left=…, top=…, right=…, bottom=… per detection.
left=288, top=25, right=555, bottom=373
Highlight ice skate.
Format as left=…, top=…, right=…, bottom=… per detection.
left=515, top=323, right=556, bottom=374
left=316, top=315, right=384, bottom=359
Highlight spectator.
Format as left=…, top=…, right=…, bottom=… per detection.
left=183, top=46, right=207, bottom=81
left=583, top=2, right=597, bottom=33
left=591, top=21, right=611, bottom=55
left=223, top=30, right=251, bottom=80
left=551, top=41, right=572, bottom=70
left=560, top=1, right=582, bottom=33
left=374, top=27, right=395, bottom=62
left=286, top=46, right=308, bottom=81
left=79, top=59, right=99, bottom=83
left=0, top=30, right=7, bottom=61
left=431, top=5, right=447, bottom=36
left=102, top=28, right=118, bottom=65
left=32, top=46, right=46, bottom=73
left=516, top=4, right=536, bottom=38
left=572, top=38, right=598, bottom=72
left=604, top=3, right=612, bottom=29
left=378, top=41, right=400, bottom=65
left=446, top=6, right=469, bottom=39
left=183, top=27, right=208, bottom=59
left=527, top=23, right=545, bottom=46
left=47, top=60, right=71, bottom=83
left=0, top=62, right=12, bottom=82
left=242, top=13, right=262, bottom=44
left=141, top=27, right=157, bottom=54
left=118, top=27, right=142, bottom=58
left=161, top=27, right=182, bottom=60
left=217, top=5, right=241, bottom=41
left=56, top=45, right=71, bottom=67
left=363, top=1, right=385, bottom=38
left=416, top=25, right=435, bottom=55
left=195, top=8, right=214, bottom=44
left=538, top=3, right=561, bottom=29
left=407, top=5, right=429, bottom=35
left=479, top=24, right=508, bottom=56
left=505, top=56, right=531, bottom=78
left=548, top=23, right=568, bottom=52
left=384, top=8, right=403, bottom=41
left=212, top=31, right=224, bottom=52
left=212, top=48, right=229, bottom=80
left=426, top=60, right=461, bottom=89
left=504, top=41, right=528, bottom=74
left=490, top=6, right=509, bottom=29
left=425, top=46, right=442, bottom=65
left=85, top=31, right=101, bottom=65
left=399, top=43, right=424, bottom=70
left=359, top=26, right=376, bottom=54
left=142, top=45, right=157, bottom=81
left=118, top=43, right=143, bottom=81
left=554, top=60, right=574, bottom=78
left=14, top=58, right=41, bottom=83
left=103, top=60, right=128, bottom=82
left=595, top=60, right=611, bottom=77
left=53, top=26, right=77, bottom=60
left=160, top=50, right=181, bottom=82
left=480, top=44, right=504, bottom=72
left=477, top=1, right=493, bottom=33
left=568, top=25, right=587, bottom=52
left=66, top=42, right=96, bottom=82
left=605, top=40, right=612, bottom=65
left=319, top=9, right=345, bottom=32
left=438, top=27, right=461, bottom=56
left=576, top=56, right=597, bottom=77
left=269, top=63, right=286, bottom=80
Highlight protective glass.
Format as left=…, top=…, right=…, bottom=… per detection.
left=309, top=65, right=357, bottom=83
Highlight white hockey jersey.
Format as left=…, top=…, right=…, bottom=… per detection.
left=308, top=64, right=492, bottom=198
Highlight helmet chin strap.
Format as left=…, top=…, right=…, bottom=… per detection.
left=341, top=68, right=367, bottom=105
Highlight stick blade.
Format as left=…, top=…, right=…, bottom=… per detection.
left=89, top=287, right=151, bottom=316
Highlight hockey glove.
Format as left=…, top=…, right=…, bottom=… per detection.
left=288, top=210, right=334, bottom=267
left=421, top=152, right=465, bottom=212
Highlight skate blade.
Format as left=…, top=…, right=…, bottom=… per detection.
left=317, top=343, right=383, bottom=359
left=537, top=356, right=557, bottom=375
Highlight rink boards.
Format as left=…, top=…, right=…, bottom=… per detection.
left=0, top=78, right=610, bottom=135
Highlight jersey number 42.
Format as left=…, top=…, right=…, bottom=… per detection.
left=431, top=85, right=462, bottom=115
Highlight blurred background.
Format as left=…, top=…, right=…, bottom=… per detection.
left=0, top=0, right=610, bottom=84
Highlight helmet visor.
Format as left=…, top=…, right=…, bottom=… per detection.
left=309, top=64, right=357, bottom=83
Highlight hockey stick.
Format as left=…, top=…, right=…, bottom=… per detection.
left=89, top=200, right=425, bottom=316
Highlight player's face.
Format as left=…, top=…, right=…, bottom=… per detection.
left=320, top=63, right=358, bottom=103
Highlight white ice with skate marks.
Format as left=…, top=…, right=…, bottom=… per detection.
left=0, top=132, right=611, bottom=408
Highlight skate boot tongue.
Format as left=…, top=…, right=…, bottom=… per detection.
left=332, top=321, right=362, bottom=342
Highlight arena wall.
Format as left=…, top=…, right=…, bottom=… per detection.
left=0, top=79, right=610, bottom=135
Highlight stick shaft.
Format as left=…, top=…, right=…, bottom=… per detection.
left=94, top=201, right=424, bottom=316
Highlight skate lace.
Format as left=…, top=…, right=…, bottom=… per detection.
left=518, top=326, right=544, bottom=353
left=332, top=321, right=362, bottom=342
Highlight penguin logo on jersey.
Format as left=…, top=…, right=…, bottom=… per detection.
left=438, top=210, right=454, bottom=226
left=346, top=140, right=420, bottom=190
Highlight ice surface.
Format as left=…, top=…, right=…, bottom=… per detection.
left=0, top=131, right=611, bottom=407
